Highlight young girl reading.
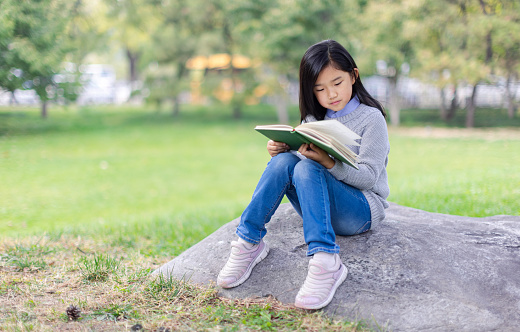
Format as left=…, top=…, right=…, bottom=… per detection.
left=217, top=39, right=390, bottom=310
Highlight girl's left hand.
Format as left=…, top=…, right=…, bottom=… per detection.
left=298, top=143, right=335, bottom=169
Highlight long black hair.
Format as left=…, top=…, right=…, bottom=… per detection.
left=299, top=39, right=386, bottom=122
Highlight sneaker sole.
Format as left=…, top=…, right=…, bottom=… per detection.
left=221, top=243, right=270, bottom=289
left=295, top=263, right=348, bottom=310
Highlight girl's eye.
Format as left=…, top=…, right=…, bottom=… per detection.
left=335, top=81, right=343, bottom=86
left=315, top=88, right=324, bottom=92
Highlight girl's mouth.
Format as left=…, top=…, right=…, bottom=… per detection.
left=330, top=100, right=341, bottom=106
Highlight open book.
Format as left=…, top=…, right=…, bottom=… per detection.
left=255, top=120, right=361, bottom=169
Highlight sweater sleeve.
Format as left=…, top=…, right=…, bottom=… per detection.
left=328, top=112, right=389, bottom=194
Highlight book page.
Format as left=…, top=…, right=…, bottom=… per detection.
left=330, top=139, right=358, bottom=164
left=298, top=120, right=360, bottom=146
left=296, top=128, right=331, bottom=145
left=254, top=124, right=294, bottom=131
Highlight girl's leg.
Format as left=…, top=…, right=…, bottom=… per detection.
left=291, top=159, right=371, bottom=256
left=236, top=152, right=301, bottom=244
left=219, top=152, right=301, bottom=289
left=291, top=159, right=371, bottom=309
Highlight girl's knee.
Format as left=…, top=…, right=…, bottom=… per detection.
left=293, top=159, right=323, bottom=180
left=269, top=152, right=299, bottom=167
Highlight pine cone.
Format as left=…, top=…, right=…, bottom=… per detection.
left=66, top=305, right=81, bottom=321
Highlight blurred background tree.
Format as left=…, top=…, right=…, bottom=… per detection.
left=407, top=0, right=466, bottom=122
left=104, top=0, right=162, bottom=94
left=0, top=0, right=519, bottom=125
left=0, top=0, right=78, bottom=117
left=247, top=0, right=358, bottom=123
left=484, top=0, right=520, bottom=119
left=357, top=0, right=415, bottom=127
left=142, top=0, right=208, bottom=115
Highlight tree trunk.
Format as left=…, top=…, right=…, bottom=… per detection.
left=172, top=95, right=180, bottom=117
left=171, top=63, right=187, bottom=117
left=9, top=91, right=18, bottom=105
left=275, top=93, right=290, bottom=124
left=505, top=74, right=517, bottom=119
left=232, top=103, right=241, bottom=119
left=41, top=100, right=48, bottom=119
left=465, top=85, right=478, bottom=128
left=126, top=48, right=139, bottom=83
left=231, top=71, right=242, bottom=119
left=446, top=86, right=458, bottom=120
left=387, top=76, right=400, bottom=126
left=440, top=87, right=448, bottom=121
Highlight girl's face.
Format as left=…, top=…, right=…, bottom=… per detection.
left=313, top=65, right=358, bottom=112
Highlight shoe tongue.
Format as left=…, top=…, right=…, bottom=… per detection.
left=313, top=252, right=336, bottom=269
left=243, top=242, right=255, bottom=250
left=238, top=238, right=256, bottom=250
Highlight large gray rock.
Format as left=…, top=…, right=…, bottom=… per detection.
left=155, top=203, right=520, bottom=332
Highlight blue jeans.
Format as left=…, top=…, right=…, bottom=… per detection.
left=236, top=153, right=371, bottom=256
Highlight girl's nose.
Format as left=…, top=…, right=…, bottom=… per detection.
left=328, top=89, right=337, bottom=100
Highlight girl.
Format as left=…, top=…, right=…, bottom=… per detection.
left=217, top=39, right=390, bottom=310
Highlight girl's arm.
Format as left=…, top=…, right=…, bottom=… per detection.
left=328, top=112, right=389, bottom=190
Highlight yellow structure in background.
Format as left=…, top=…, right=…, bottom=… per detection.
left=185, top=54, right=257, bottom=104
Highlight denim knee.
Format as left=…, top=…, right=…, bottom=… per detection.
left=268, top=152, right=300, bottom=174
left=293, top=159, right=323, bottom=183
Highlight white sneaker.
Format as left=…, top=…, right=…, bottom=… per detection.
left=217, top=239, right=269, bottom=288
left=295, top=254, right=348, bottom=309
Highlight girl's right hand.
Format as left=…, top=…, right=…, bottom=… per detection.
left=267, top=140, right=289, bottom=157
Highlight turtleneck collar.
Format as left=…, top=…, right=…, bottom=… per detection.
left=326, top=94, right=360, bottom=118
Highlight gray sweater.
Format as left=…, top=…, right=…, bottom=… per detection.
left=306, top=103, right=390, bottom=223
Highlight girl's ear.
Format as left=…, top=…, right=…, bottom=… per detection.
left=350, top=68, right=359, bottom=84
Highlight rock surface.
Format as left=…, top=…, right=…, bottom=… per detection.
left=155, top=203, right=520, bottom=332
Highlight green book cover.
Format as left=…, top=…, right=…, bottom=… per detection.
left=254, top=128, right=308, bottom=150
left=254, top=127, right=358, bottom=169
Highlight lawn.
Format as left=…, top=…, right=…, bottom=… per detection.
left=1, top=105, right=518, bottom=239
left=1, top=104, right=519, bottom=330
left=1, top=106, right=271, bottom=241
left=388, top=133, right=520, bottom=216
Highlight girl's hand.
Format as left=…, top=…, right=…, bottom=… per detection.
left=298, top=143, right=335, bottom=169
left=267, top=140, right=289, bottom=157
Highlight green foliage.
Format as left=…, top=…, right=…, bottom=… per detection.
left=404, top=0, right=520, bottom=125
left=3, top=0, right=519, bottom=126
left=0, top=0, right=79, bottom=116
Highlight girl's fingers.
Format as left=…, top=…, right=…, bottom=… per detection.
left=267, top=140, right=289, bottom=157
left=268, top=140, right=288, bottom=149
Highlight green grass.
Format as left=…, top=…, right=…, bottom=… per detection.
left=79, top=253, right=121, bottom=282
left=1, top=104, right=519, bottom=242
left=387, top=135, right=520, bottom=216
left=1, top=104, right=518, bottom=331
left=0, top=105, right=276, bottom=240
